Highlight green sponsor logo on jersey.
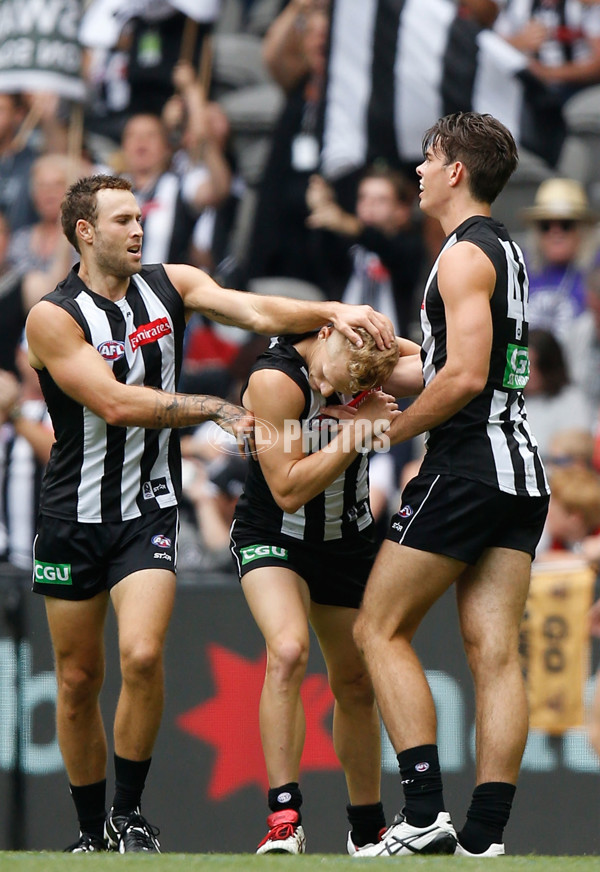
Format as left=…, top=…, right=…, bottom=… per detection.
left=240, top=545, right=288, bottom=565
left=503, top=343, right=529, bottom=389
left=34, top=560, right=72, bottom=585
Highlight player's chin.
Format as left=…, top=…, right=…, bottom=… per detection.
left=124, top=259, right=143, bottom=276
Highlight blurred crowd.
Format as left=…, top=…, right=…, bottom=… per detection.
left=4, top=0, right=600, bottom=590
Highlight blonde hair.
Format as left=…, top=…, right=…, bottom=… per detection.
left=342, top=328, right=399, bottom=393
left=547, top=428, right=594, bottom=467
left=549, top=465, right=600, bottom=531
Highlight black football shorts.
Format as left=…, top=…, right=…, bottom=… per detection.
left=32, top=508, right=179, bottom=600
left=230, top=519, right=378, bottom=609
left=387, top=473, right=549, bottom=565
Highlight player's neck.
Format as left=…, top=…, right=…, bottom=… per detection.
left=293, top=336, right=318, bottom=368
left=439, top=200, right=491, bottom=237
left=78, top=260, right=130, bottom=302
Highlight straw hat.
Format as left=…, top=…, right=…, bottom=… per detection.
left=521, top=178, right=597, bottom=224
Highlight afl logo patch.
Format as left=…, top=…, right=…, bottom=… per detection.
left=415, top=762, right=429, bottom=773
left=97, top=339, right=125, bottom=361
left=399, top=505, right=413, bottom=518
left=151, top=535, right=171, bottom=548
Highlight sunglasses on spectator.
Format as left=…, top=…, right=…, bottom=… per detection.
left=537, top=219, right=580, bottom=233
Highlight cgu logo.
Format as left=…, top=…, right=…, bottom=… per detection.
left=240, top=545, right=288, bottom=565
left=97, top=340, right=126, bottom=361
left=34, top=561, right=72, bottom=584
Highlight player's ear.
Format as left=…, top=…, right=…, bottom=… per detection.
left=76, top=219, right=93, bottom=245
left=318, top=325, right=333, bottom=341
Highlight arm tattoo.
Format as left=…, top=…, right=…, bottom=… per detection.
left=203, top=307, right=239, bottom=326
left=152, top=389, right=245, bottom=429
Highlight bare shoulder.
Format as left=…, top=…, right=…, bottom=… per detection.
left=438, top=241, right=496, bottom=296
left=26, top=299, right=79, bottom=338
left=163, top=263, right=211, bottom=295
left=440, top=239, right=494, bottom=269
left=163, top=262, right=194, bottom=286
left=26, top=300, right=84, bottom=368
left=246, top=368, right=306, bottom=418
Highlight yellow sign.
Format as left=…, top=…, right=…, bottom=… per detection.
left=521, top=559, right=595, bottom=735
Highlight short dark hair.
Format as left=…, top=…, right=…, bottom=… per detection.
left=61, top=174, right=132, bottom=253
left=528, top=328, right=569, bottom=397
left=422, top=112, right=518, bottom=204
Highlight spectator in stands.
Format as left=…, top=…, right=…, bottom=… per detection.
left=162, top=60, right=234, bottom=273
left=0, top=93, right=37, bottom=231
left=241, top=0, right=332, bottom=288
left=520, top=178, right=599, bottom=346
left=119, top=111, right=230, bottom=265
left=568, top=264, right=600, bottom=423
left=0, top=210, right=73, bottom=376
left=8, top=154, right=72, bottom=272
left=541, top=463, right=600, bottom=554
left=494, top=0, right=600, bottom=104
left=524, top=327, right=594, bottom=458
left=305, top=164, right=425, bottom=337
left=0, top=336, right=53, bottom=572
left=546, top=427, right=595, bottom=470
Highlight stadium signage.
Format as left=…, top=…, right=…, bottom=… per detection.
left=0, top=0, right=85, bottom=100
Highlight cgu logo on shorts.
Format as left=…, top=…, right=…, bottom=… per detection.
left=240, top=545, right=288, bottom=565
left=129, top=317, right=172, bottom=351
left=97, top=339, right=125, bottom=362
left=34, top=560, right=72, bottom=585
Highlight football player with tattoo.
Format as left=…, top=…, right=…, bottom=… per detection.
left=25, top=174, right=394, bottom=853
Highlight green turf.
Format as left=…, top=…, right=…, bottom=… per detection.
left=0, top=854, right=599, bottom=871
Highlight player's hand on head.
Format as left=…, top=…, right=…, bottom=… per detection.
left=330, top=303, right=395, bottom=350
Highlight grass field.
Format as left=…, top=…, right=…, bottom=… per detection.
left=1, top=854, right=599, bottom=871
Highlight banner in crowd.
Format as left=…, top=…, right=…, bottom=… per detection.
left=321, top=0, right=566, bottom=178
left=80, top=0, right=221, bottom=50
left=0, top=0, right=85, bottom=100
left=522, top=559, right=595, bottom=735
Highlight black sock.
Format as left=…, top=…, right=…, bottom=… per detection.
left=347, top=802, right=386, bottom=847
left=69, top=779, right=107, bottom=839
left=458, top=781, right=516, bottom=853
left=397, top=744, right=445, bottom=827
left=112, top=754, right=152, bottom=815
left=268, top=782, right=303, bottom=823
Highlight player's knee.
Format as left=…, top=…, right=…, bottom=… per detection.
left=57, top=662, right=103, bottom=709
left=266, top=636, right=308, bottom=682
left=121, top=640, right=163, bottom=684
left=330, top=666, right=375, bottom=710
left=464, top=634, right=514, bottom=678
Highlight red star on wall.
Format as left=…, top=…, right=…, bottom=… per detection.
left=176, top=644, right=340, bottom=799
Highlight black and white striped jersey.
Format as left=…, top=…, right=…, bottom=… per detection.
left=38, top=264, right=186, bottom=523
left=0, top=399, right=49, bottom=569
left=234, top=335, right=373, bottom=542
left=420, top=215, right=549, bottom=498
